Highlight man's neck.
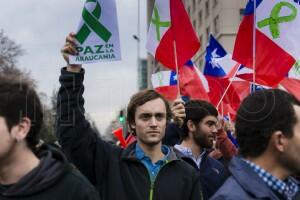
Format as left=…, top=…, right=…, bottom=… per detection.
left=0, top=146, right=40, bottom=185
left=180, top=137, right=202, bottom=158
left=137, top=141, right=165, bottom=164
left=246, top=153, right=290, bottom=181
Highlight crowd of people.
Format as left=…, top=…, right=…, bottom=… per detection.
left=1, top=33, right=300, bottom=200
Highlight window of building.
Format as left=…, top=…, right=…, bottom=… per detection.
left=199, top=35, right=203, bottom=46
left=213, top=0, right=218, bottom=8
left=193, top=0, right=196, bottom=12
left=188, top=6, right=191, bottom=17
left=214, top=15, right=220, bottom=34
left=193, top=19, right=196, bottom=29
left=205, top=0, right=209, bottom=17
left=206, top=26, right=210, bottom=42
left=240, top=9, right=245, bottom=21
left=198, top=10, right=203, bottom=27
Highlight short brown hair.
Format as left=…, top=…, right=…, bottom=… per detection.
left=126, top=90, right=171, bottom=134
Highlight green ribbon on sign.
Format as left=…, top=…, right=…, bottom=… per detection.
left=151, top=5, right=170, bottom=42
left=257, top=2, right=297, bottom=39
left=76, top=0, right=112, bottom=44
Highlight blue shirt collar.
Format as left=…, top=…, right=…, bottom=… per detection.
left=135, top=143, right=170, bottom=161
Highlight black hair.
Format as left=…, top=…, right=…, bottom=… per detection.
left=236, top=89, right=300, bottom=157
left=182, top=100, right=218, bottom=138
left=0, top=73, right=43, bottom=151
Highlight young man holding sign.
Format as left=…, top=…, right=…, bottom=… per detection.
left=56, top=33, right=203, bottom=200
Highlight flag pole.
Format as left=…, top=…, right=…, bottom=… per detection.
left=216, top=65, right=240, bottom=109
left=227, top=112, right=231, bottom=123
left=221, top=102, right=224, bottom=117
left=252, top=0, right=257, bottom=92
left=173, top=40, right=181, bottom=97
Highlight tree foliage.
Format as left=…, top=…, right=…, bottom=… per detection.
left=0, top=29, right=24, bottom=69
left=0, top=30, right=56, bottom=144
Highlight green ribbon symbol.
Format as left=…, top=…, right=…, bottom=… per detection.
left=294, top=60, right=300, bottom=74
left=151, top=5, right=171, bottom=42
left=257, top=2, right=297, bottom=39
left=76, top=0, right=112, bottom=44
left=157, top=71, right=164, bottom=86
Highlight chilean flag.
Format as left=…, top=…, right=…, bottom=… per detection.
left=204, top=35, right=241, bottom=111
left=151, top=61, right=210, bottom=101
left=146, top=0, right=200, bottom=70
left=233, top=0, right=299, bottom=86
left=151, top=70, right=178, bottom=101
left=179, top=61, right=210, bottom=101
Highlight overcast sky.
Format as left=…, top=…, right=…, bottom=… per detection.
left=0, top=0, right=147, bottom=133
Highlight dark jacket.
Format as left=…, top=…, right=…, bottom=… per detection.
left=210, top=156, right=300, bottom=200
left=176, top=149, right=228, bottom=199
left=162, top=123, right=182, bottom=146
left=56, top=68, right=203, bottom=200
left=0, top=144, right=99, bottom=200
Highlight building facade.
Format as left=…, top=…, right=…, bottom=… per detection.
left=184, top=0, right=247, bottom=69
left=146, top=0, right=247, bottom=88
left=137, top=58, right=148, bottom=90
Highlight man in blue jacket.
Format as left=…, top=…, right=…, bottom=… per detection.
left=211, top=89, right=300, bottom=200
left=171, top=100, right=228, bottom=199
left=56, top=33, right=203, bottom=200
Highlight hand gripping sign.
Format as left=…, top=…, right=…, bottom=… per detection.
left=69, top=0, right=121, bottom=64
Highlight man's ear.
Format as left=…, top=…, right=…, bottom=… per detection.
left=272, top=131, right=289, bottom=153
left=128, top=123, right=136, bottom=135
left=187, top=120, right=196, bottom=132
left=130, top=123, right=136, bottom=130
left=11, top=117, right=31, bottom=142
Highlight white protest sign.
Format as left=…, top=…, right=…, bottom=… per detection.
left=69, top=0, right=121, bottom=64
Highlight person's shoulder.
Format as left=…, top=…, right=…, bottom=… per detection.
left=67, top=165, right=92, bottom=184
left=211, top=176, right=248, bottom=199
left=170, top=152, right=199, bottom=175
left=205, top=153, right=226, bottom=169
left=64, top=165, right=99, bottom=195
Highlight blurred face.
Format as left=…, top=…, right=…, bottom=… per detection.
left=193, top=115, right=218, bottom=149
left=0, top=117, right=17, bottom=165
left=131, top=98, right=167, bottom=147
left=281, top=105, right=300, bottom=174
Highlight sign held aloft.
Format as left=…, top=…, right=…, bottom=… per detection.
left=69, top=0, right=121, bottom=64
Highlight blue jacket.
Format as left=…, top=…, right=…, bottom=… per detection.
left=176, top=150, right=228, bottom=200
left=210, top=156, right=300, bottom=200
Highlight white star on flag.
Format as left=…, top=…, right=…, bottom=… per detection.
left=173, top=74, right=177, bottom=81
left=210, top=48, right=222, bottom=69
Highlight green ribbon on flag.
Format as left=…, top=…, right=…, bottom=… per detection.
left=151, top=5, right=170, bottom=42
left=257, top=2, right=297, bottom=39
left=158, top=71, right=164, bottom=86
left=76, top=0, right=112, bottom=44
left=294, top=60, right=300, bottom=74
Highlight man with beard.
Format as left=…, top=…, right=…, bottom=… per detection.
left=173, top=100, right=228, bottom=199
